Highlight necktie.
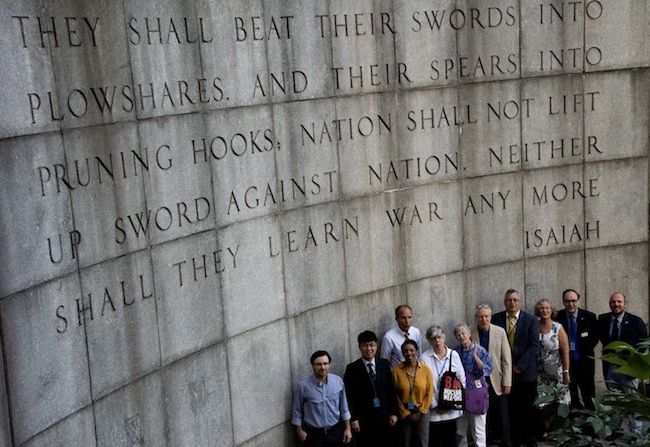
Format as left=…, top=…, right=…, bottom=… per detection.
left=367, top=362, right=376, bottom=381
left=611, top=318, right=619, bottom=341
left=569, top=315, right=579, bottom=361
left=404, top=332, right=410, bottom=340
left=507, top=314, right=516, bottom=347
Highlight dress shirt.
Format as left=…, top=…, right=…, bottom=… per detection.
left=391, top=361, right=433, bottom=419
left=291, top=374, right=351, bottom=428
left=478, top=329, right=489, bottom=352
left=455, top=343, right=492, bottom=378
left=381, top=326, right=422, bottom=368
left=421, top=347, right=466, bottom=422
left=610, top=313, right=625, bottom=339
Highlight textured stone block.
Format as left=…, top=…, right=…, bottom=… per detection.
left=228, top=320, right=292, bottom=444
left=585, top=159, right=648, bottom=248
left=524, top=251, right=585, bottom=307
left=329, top=0, right=397, bottom=96
left=408, top=272, right=465, bottom=337
left=0, top=0, right=57, bottom=138
left=64, top=122, right=148, bottom=268
left=394, top=87, right=461, bottom=187
left=239, top=424, right=293, bottom=447
left=0, top=275, right=91, bottom=445
left=523, top=165, right=587, bottom=258
left=393, top=0, right=457, bottom=88
left=336, top=93, right=398, bottom=198
left=151, top=231, right=224, bottom=365
left=0, top=134, right=75, bottom=298
left=21, top=407, right=95, bottom=447
left=456, top=0, right=520, bottom=84
left=584, top=70, right=649, bottom=163
left=206, top=104, right=279, bottom=226
left=280, top=203, right=347, bottom=316
left=464, top=172, right=523, bottom=267
left=94, top=372, right=166, bottom=447
left=139, top=114, right=215, bottom=246
left=0, top=339, right=11, bottom=447
left=80, top=251, right=160, bottom=399
left=521, top=74, right=585, bottom=170
left=585, top=243, right=649, bottom=317
left=289, top=301, right=350, bottom=379
left=465, top=261, right=526, bottom=312
left=520, top=0, right=584, bottom=76
left=219, top=215, right=285, bottom=336
left=163, top=344, right=233, bottom=447
left=125, top=0, right=209, bottom=119
left=458, top=80, right=521, bottom=178
left=585, top=0, right=649, bottom=71
left=272, top=98, right=341, bottom=212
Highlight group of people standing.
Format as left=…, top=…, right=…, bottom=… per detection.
left=291, top=289, right=648, bottom=447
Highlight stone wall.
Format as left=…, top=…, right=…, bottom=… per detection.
left=0, top=1, right=648, bottom=445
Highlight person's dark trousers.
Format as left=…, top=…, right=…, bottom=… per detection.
left=428, top=419, right=456, bottom=447
left=487, top=384, right=511, bottom=446
left=304, top=423, right=343, bottom=447
left=507, top=380, right=537, bottom=447
left=353, top=416, right=396, bottom=447
left=568, top=358, right=596, bottom=410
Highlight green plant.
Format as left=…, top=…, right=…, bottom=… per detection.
left=545, top=338, right=650, bottom=446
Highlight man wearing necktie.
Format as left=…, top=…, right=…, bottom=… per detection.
left=557, top=289, right=599, bottom=410
left=380, top=305, right=422, bottom=368
left=597, top=291, right=648, bottom=389
left=344, top=331, right=398, bottom=447
left=492, top=289, right=538, bottom=447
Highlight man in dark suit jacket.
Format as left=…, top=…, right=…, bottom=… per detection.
left=344, top=330, right=398, bottom=447
left=493, top=289, right=539, bottom=447
left=597, top=291, right=648, bottom=389
left=557, top=289, right=599, bottom=409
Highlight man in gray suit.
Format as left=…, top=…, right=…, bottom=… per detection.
left=473, top=303, right=513, bottom=447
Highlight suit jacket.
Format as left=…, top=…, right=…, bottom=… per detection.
left=493, top=310, right=539, bottom=382
left=343, top=357, right=397, bottom=424
left=471, top=323, right=512, bottom=395
left=557, top=308, right=599, bottom=360
left=597, top=311, right=648, bottom=349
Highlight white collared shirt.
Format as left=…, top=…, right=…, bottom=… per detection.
left=380, top=326, right=422, bottom=368
left=421, top=346, right=466, bottom=422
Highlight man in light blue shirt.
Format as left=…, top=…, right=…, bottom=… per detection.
left=292, top=350, right=352, bottom=446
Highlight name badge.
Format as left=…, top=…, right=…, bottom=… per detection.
left=407, top=401, right=415, bottom=410
left=474, top=379, right=482, bottom=389
left=373, top=397, right=381, bottom=408
left=580, top=332, right=589, bottom=338
left=569, top=342, right=576, bottom=350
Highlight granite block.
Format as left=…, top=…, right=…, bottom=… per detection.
left=228, top=320, right=292, bottom=445
left=524, top=251, right=586, bottom=308
left=394, top=87, right=461, bottom=187
left=393, top=0, right=457, bottom=88
left=0, top=0, right=58, bottom=138
left=0, top=133, right=76, bottom=298
left=458, top=80, right=522, bottom=178
left=21, top=407, right=95, bottom=447
left=0, top=339, right=11, bottom=447
left=205, top=105, right=280, bottom=226
left=239, top=424, right=293, bottom=447
left=64, top=122, right=148, bottom=268
left=521, top=75, right=586, bottom=170
left=407, top=272, right=466, bottom=337
left=584, top=159, right=647, bottom=248
left=151, top=231, right=224, bottom=365
left=522, top=165, right=587, bottom=258
left=94, top=372, right=166, bottom=447
left=585, top=0, right=649, bottom=71
left=520, top=0, right=584, bottom=77
left=456, top=0, right=520, bottom=84
left=272, top=98, right=341, bottom=211
left=280, top=203, right=347, bottom=316
left=463, top=172, right=523, bottom=267
left=163, top=344, right=233, bottom=447
left=79, top=251, right=160, bottom=399
left=584, top=70, right=649, bottom=163
left=336, top=93, right=398, bottom=198
left=139, top=114, right=214, bottom=246
left=585, top=243, right=649, bottom=317
left=465, top=261, right=526, bottom=312
left=125, top=0, right=209, bottom=119
left=289, top=301, right=350, bottom=379
left=219, top=215, right=285, bottom=336
left=0, top=275, right=91, bottom=445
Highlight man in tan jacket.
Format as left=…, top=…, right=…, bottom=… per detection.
left=472, top=303, right=513, bottom=447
